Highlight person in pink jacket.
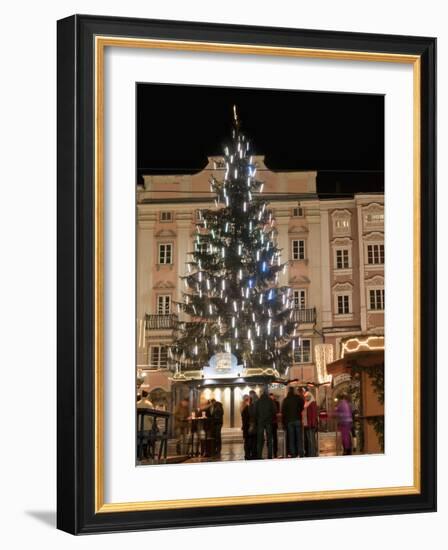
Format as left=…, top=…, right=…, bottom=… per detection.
left=335, top=393, right=353, bottom=455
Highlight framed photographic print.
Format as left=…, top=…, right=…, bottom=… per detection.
left=57, top=15, right=436, bottom=534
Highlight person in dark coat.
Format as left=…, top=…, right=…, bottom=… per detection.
left=240, top=394, right=251, bottom=460
left=247, top=390, right=258, bottom=459
left=269, top=393, right=280, bottom=458
left=281, top=386, right=305, bottom=457
left=209, top=398, right=224, bottom=456
left=255, top=387, right=277, bottom=459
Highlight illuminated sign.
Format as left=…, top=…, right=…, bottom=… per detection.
left=203, top=353, right=240, bottom=379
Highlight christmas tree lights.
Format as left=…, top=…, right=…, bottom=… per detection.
left=172, top=107, right=298, bottom=374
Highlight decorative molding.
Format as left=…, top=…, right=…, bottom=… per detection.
left=362, top=203, right=384, bottom=229
left=332, top=281, right=354, bottom=292
left=331, top=209, right=352, bottom=236
left=334, top=269, right=353, bottom=278
left=365, top=275, right=384, bottom=286
left=362, top=202, right=384, bottom=213
left=155, top=229, right=177, bottom=238
left=153, top=281, right=176, bottom=289
left=363, top=231, right=384, bottom=242
left=289, top=275, right=311, bottom=285
left=288, top=225, right=308, bottom=234
left=331, top=236, right=353, bottom=247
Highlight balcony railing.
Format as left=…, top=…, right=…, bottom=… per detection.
left=145, top=314, right=178, bottom=330
left=145, top=310, right=314, bottom=329
left=293, top=307, right=316, bottom=324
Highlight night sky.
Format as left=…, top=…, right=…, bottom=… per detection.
left=137, top=83, right=384, bottom=198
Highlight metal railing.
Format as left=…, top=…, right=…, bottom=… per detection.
left=145, top=314, right=178, bottom=330
left=293, top=307, right=316, bottom=324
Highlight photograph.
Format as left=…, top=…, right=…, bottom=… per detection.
left=135, top=83, right=385, bottom=466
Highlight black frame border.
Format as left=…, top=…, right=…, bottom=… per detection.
left=57, top=14, right=436, bottom=535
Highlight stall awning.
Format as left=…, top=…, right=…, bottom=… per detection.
left=326, top=350, right=384, bottom=376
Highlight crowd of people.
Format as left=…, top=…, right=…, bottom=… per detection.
left=143, top=386, right=354, bottom=461
left=240, top=386, right=319, bottom=460
left=173, top=397, right=224, bottom=458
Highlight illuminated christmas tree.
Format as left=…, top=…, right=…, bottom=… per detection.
left=172, top=107, right=298, bottom=375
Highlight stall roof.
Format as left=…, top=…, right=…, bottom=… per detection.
left=326, top=350, right=384, bottom=376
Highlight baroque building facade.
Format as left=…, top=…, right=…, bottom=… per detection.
left=136, top=156, right=384, bottom=422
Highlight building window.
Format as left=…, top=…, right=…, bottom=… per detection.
left=336, top=248, right=350, bottom=269
left=336, top=219, right=349, bottom=230
left=158, top=243, right=173, bottom=264
left=292, top=206, right=304, bottom=217
left=337, top=295, right=351, bottom=314
left=195, top=209, right=203, bottom=222
left=293, top=339, right=311, bottom=363
left=369, top=289, right=385, bottom=310
left=150, top=346, right=168, bottom=369
left=157, top=295, right=171, bottom=315
left=367, top=244, right=384, bottom=264
left=159, top=211, right=172, bottom=222
left=335, top=218, right=350, bottom=232
left=293, top=289, right=307, bottom=309
left=292, top=239, right=305, bottom=260
left=365, top=212, right=384, bottom=224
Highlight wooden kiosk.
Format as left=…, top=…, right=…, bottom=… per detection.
left=326, top=336, right=384, bottom=454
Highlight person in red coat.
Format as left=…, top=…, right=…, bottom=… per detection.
left=303, top=391, right=318, bottom=457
